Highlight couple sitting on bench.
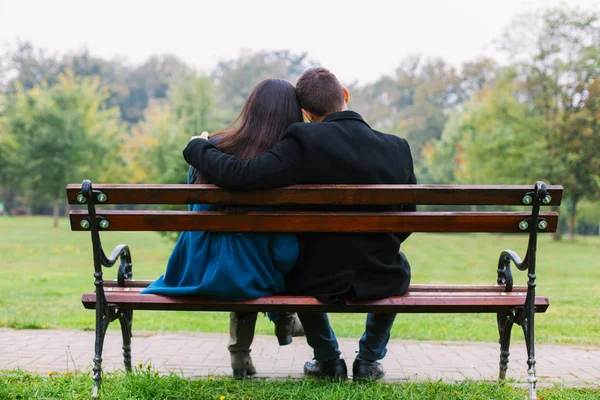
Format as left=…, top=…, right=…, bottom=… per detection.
left=142, top=67, right=417, bottom=381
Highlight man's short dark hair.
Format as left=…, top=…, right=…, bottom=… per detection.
left=295, top=67, right=345, bottom=117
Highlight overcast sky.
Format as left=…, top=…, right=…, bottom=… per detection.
left=1, top=0, right=598, bottom=84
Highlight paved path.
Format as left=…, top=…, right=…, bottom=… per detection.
left=1, top=328, right=599, bottom=387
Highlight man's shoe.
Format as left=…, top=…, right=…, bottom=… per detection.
left=352, top=357, right=385, bottom=381
left=303, top=358, right=348, bottom=381
left=274, top=312, right=305, bottom=346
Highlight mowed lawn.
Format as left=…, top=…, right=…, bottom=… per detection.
left=1, top=216, right=598, bottom=345
left=2, top=371, right=599, bottom=400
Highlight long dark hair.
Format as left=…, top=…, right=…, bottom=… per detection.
left=213, top=78, right=303, bottom=159
left=191, top=78, right=302, bottom=184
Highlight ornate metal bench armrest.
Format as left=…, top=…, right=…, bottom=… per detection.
left=78, top=180, right=134, bottom=291
left=497, top=181, right=547, bottom=294
left=102, top=244, right=133, bottom=287
left=497, top=250, right=519, bottom=292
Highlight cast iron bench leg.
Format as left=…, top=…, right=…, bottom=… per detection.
left=118, top=309, right=133, bottom=371
left=92, top=306, right=112, bottom=398
left=497, top=311, right=515, bottom=380
left=522, top=309, right=537, bottom=400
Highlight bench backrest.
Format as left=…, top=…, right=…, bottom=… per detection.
left=66, top=182, right=562, bottom=234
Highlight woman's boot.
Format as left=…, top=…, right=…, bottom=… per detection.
left=274, top=312, right=305, bottom=346
left=228, top=312, right=258, bottom=379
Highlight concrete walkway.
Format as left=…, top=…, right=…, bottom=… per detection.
left=1, top=328, right=599, bottom=387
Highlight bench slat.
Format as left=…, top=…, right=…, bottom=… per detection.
left=69, top=210, right=558, bottom=233
left=66, top=184, right=563, bottom=206
left=102, top=280, right=528, bottom=292
left=82, top=292, right=549, bottom=313
left=102, top=288, right=528, bottom=298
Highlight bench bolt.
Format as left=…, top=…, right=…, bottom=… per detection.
left=538, top=220, right=548, bottom=230
left=80, top=220, right=90, bottom=229
left=99, top=220, right=110, bottom=229
left=97, top=193, right=107, bottom=203
left=522, top=195, right=532, bottom=205
left=518, top=221, right=529, bottom=231
left=76, top=194, right=86, bottom=204
left=542, top=194, right=552, bottom=205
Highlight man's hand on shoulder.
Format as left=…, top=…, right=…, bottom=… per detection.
left=189, top=131, right=210, bottom=142
left=183, top=132, right=217, bottom=169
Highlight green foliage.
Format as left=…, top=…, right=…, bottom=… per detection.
left=428, top=73, right=550, bottom=185
left=0, top=97, right=26, bottom=190
left=424, top=111, right=469, bottom=184
left=214, top=50, right=315, bottom=118
left=120, top=54, right=190, bottom=123
left=0, top=70, right=127, bottom=224
left=351, top=56, right=500, bottom=183
left=1, top=40, right=61, bottom=92
left=124, top=72, right=223, bottom=185
left=427, top=7, right=600, bottom=239
left=170, top=72, right=225, bottom=139
left=125, top=100, right=187, bottom=184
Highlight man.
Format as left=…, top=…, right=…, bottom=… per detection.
left=183, top=67, right=417, bottom=381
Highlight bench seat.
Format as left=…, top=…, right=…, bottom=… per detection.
left=83, top=283, right=549, bottom=313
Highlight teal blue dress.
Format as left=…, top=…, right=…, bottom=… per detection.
left=141, top=168, right=298, bottom=301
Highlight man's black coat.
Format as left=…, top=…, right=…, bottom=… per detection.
left=183, top=111, right=417, bottom=304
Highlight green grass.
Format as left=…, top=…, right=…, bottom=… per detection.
left=1, top=370, right=598, bottom=400
left=1, top=216, right=599, bottom=344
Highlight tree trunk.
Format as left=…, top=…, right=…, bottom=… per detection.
left=551, top=205, right=562, bottom=241
left=567, top=197, right=578, bottom=242
left=52, top=199, right=60, bottom=228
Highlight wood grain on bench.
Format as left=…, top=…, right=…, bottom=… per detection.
left=66, top=184, right=564, bottom=206
left=82, top=291, right=549, bottom=313
left=69, top=210, right=559, bottom=232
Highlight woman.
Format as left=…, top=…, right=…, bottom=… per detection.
left=142, top=78, right=304, bottom=378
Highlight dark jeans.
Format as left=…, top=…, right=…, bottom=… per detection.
left=297, top=312, right=397, bottom=361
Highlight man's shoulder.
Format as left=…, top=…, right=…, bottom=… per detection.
left=372, top=129, right=410, bottom=149
left=284, top=122, right=328, bottom=141
left=286, top=121, right=310, bottom=133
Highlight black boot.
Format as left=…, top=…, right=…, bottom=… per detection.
left=274, top=312, right=305, bottom=346
left=303, top=358, right=348, bottom=381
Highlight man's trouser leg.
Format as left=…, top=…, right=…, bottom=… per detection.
left=297, top=312, right=341, bottom=361
left=357, top=313, right=397, bottom=361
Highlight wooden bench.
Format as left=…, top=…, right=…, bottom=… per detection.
left=66, top=180, right=562, bottom=398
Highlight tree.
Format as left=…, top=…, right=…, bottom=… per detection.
left=351, top=56, right=465, bottom=182
left=120, top=55, right=190, bottom=124
left=124, top=72, right=222, bottom=185
left=169, top=72, right=225, bottom=139
left=0, top=103, right=26, bottom=214
left=0, top=70, right=127, bottom=227
left=423, top=111, right=471, bottom=185
left=428, top=8, right=600, bottom=240
left=1, top=41, right=62, bottom=92
left=497, top=7, right=600, bottom=240
left=214, top=50, right=315, bottom=118
left=60, top=49, right=131, bottom=120
left=124, top=100, right=187, bottom=185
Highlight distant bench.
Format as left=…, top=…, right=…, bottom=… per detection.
left=66, top=180, right=562, bottom=398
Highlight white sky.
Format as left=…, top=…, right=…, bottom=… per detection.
left=0, top=0, right=598, bottom=84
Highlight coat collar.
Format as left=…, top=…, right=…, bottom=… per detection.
left=323, top=110, right=370, bottom=128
